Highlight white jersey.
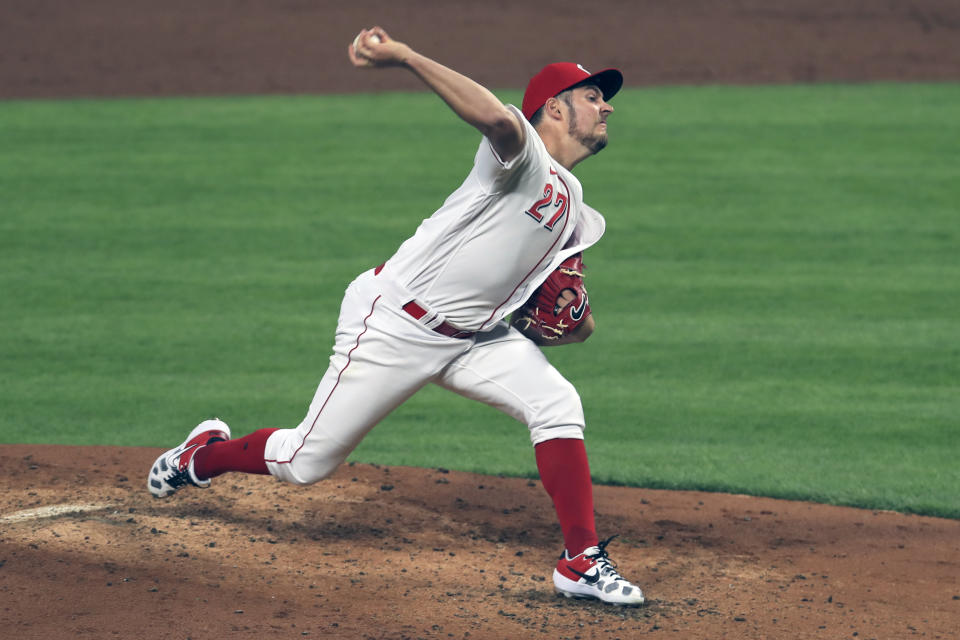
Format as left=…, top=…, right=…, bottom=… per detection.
left=380, top=104, right=606, bottom=332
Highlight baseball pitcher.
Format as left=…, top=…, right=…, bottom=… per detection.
left=148, top=26, right=643, bottom=606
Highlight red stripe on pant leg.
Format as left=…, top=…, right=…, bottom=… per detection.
left=535, top=437, right=599, bottom=556
left=266, top=294, right=382, bottom=466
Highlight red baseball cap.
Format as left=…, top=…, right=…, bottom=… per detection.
left=521, top=62, right=623, bottom=121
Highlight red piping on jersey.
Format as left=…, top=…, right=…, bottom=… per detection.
left=266, top=294, right=382, bottom=466
left=478, top=169, right=572, bottom=331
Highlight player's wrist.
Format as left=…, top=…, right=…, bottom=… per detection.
left=400, top=48, right=428, bottom=72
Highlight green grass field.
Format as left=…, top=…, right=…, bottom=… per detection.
left=2, top=83, right=958, bottom=518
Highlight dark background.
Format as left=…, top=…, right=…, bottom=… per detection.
left=2, top=0, right=958, bottom=100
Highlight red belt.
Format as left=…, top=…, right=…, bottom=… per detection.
left=401, top=301, right=476, bottom=339
left=375, top=263, right=475, bottom=339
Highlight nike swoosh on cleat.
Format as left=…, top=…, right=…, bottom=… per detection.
left=567, top=566, right=600, bottom=585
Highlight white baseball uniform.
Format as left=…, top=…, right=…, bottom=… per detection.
left=264, top=105, right=605, bottom=485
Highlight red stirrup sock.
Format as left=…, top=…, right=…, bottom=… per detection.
left=193, top=428, right=278, bottom=479
left=535, top=437, right=599, bottom=557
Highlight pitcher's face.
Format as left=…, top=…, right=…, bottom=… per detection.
left=565, top=84, right=614, bottom=154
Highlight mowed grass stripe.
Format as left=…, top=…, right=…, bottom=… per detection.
left=1, top=83, right=957, bottom=517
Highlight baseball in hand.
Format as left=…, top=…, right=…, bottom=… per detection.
left=353, top=32, right=381, bottom=53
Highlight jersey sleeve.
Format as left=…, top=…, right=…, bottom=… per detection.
left=471, top=104, right=542, bottom=194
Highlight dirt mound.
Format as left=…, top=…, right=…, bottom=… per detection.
left=1, top=445, right=958, bottom=638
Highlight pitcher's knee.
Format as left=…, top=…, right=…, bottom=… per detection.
left=527, top=381, right=586, bottom=444
left=264, top=431, right=351, bottom=485
left=269, top=452, right=346, bottom=485
left=287, top=465, right=337, bottom=486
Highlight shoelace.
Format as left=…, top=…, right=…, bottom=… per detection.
left=587, top=535, right=627, bottom=581
left=160, top=446, right=197, bottom=487
left=164, top=470, right=190, bottom=489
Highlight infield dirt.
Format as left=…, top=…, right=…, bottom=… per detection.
left=2, top=1, right=959, bottom=639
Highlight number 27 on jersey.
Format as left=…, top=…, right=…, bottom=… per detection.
left=525, top=180, right=569, bottom=232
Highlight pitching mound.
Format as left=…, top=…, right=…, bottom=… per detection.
left=1, top=445, right=957, bottom=638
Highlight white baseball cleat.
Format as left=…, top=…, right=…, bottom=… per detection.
left=553, top=535, right=645, bottom=606
left=147, top=419, right=231, bottom=498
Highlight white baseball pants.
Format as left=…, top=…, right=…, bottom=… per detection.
left=264, top=268, right=585, bottom=485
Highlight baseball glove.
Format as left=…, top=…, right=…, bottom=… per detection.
left=513, top=253, right=591, bottom=342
